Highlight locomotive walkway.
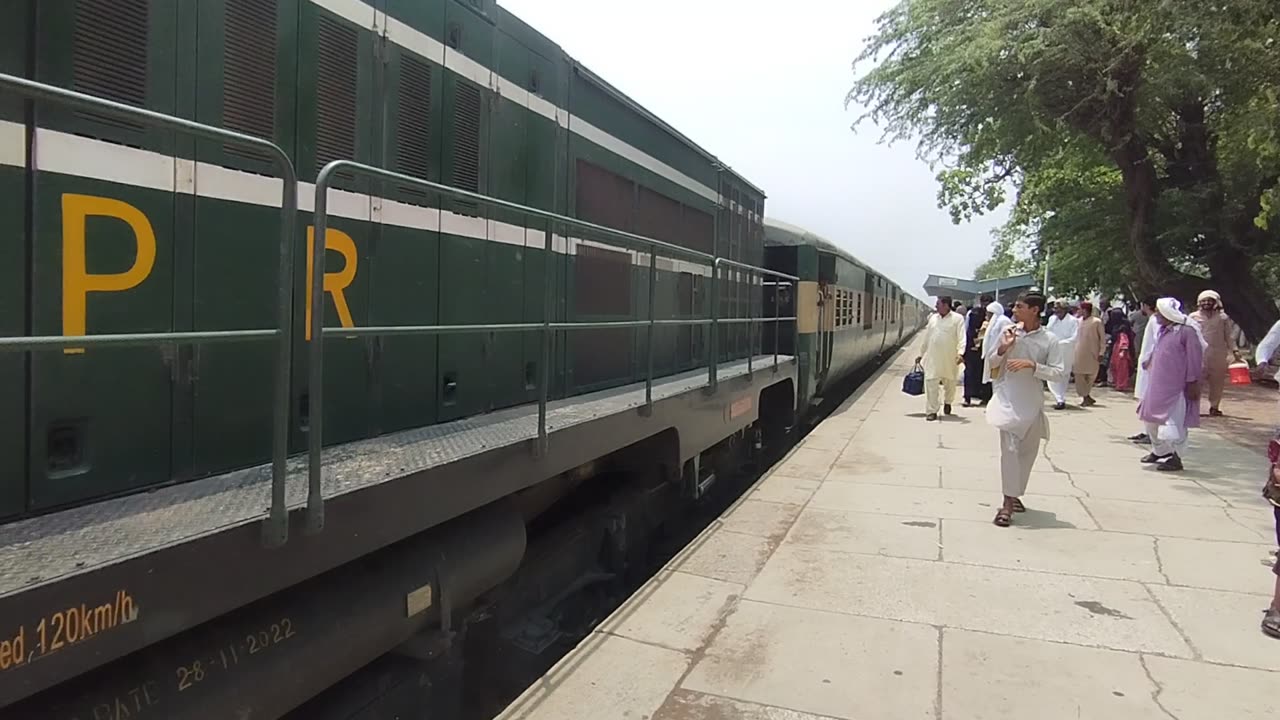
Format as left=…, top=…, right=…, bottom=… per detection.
left=499, top=347, right=1280, bottom=720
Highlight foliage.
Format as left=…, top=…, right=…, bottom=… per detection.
left=848, top=0, right=1280, bottom=339
left=972, top=225, right=1033, bottom=282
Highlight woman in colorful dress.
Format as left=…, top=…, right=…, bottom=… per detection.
left=1109, top=314, right=1136, bottom=392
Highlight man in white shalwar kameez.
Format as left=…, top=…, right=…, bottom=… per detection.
left=985, top=293, right=1067, bottom=527
left=1128, top=297, right=1161, bottom=443
left=915, top=296, right=966, bottom=421
left=1046, top=301, right=1080, bottom=409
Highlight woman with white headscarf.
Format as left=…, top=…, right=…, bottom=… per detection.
left=981, top=301, right=1014, bottom=385
left=1136, top=298, right=1205, bottom=472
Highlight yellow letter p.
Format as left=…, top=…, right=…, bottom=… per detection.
left=62, top=194, right=157, bottom=354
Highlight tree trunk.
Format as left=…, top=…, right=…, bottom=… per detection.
left=1110, top=138, right=1204, bottom=301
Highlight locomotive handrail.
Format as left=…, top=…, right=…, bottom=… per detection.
left=0, top=73, right=298, bottom=549
left=709, top=257, right=799, bottom=390
left=310, top=160, right=797, bottom=534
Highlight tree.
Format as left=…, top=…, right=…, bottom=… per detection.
left=849, top=0, right=1280, bottom=340
left=972, top=226, right=1033, bottom=281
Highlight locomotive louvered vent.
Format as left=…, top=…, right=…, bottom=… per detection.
left=73, top=0, right=148, bottom=133
left=223, top=0, right=277, bottom=160
left=396, top=55, right=432, bottom=198
left=451, top=81, right=482, bottom=197
left=315, top=15, right=358, bottom=174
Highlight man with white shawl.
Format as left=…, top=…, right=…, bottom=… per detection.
left=1046, top=300, right=1080, bottom=409
left=1137, top=298, right=1205, bottom=472
left=986, top=292, right=1067, bottom=527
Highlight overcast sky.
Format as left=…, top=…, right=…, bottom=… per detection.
left=499, top=0, right=1006, bottom=300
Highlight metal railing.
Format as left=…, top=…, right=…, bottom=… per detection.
left=309, top=160, right=798, bottom=533
left=0, top=74, right=298, bottom=547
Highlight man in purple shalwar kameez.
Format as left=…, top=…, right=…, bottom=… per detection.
left=1137, top=298, right=1205, bottom=472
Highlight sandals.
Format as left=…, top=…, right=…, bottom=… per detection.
left=1011, top=498, right=1026, bottom=513
left=993, top=509, right=1012, bottom=527
left=1263, top=607, right=1280, bottom=639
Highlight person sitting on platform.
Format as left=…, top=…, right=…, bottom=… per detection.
left=986, top=292, right=1066, bottom=527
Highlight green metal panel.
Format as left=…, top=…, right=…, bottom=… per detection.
left=28, top=176, right=178, bottom=509
left=435, top=4, right=494, bottom=420
left=370, top=39, right=443, bottom=434
left=385, top=0, right=445, bottom=45
left=487, top=31, right=532, bottom=409
left=523, top=48, right=569, bottom=400
left=186, top=0, right=300, bottom=476
left=567, top=69, right=717, bottom=197
left=292, top=0, right=377, bottom=446
left=0, top=1, right=30, bottom=518
left=27, top=0, right=181, bottom=509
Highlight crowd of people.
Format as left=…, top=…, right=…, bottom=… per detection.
left=914, top=289, right=1280, bottom=639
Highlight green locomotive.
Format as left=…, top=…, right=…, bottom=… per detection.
left=0, top=0, right=925, bottom=717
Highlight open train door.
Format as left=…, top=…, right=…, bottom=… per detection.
left=816, top=283, right=834, bottom=384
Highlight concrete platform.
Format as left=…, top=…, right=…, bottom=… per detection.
left=499, top=349, right=1280, bottom=720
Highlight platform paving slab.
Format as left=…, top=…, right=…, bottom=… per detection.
left=597, top=570, right=743, bottom=654
left=1143, top=655, right=1280, bottom=720
left=941, top=467, right=1083, bottom=496
left=673, top=527, right=778, bottom=587
left=653, top=690, right=844, bottom=720
left=1147, top=583, right=1280, bottom=670
left=940, top=519, right=1164, bottom=582
left=808, top=482, right=1099, bottom=529
left=941, top=629, right=1172, bottom=720
left=748, top=473, right=821, bottom=506
left=680, top=600, right=939, bottom=720
left=499, top=347, right=1280, bottom=720
left=719, top=499, right=804, bottom=539
left=745, top=544, right=1193, bottom=656
left=1064, top=471, right=1226, bottom=506
left=784, top=506, right=942, bottom=560
left=1154, top=536, right=1279, bottom=594
left=797, top=433, right=853, bottom=452
left=498, top=633, right=689, bottom=720
left=1083, top=498, right=1267, bottom=542
left=825, top=462, right=942, bottom=487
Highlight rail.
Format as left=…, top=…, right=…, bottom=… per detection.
left=310, top=160, right=798, bottom=533
left=0, top=73, right=298, bottom=547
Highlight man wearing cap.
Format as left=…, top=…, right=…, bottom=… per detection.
left=1073, top=301, right=1106, bottom=407
left=916, top=296, right=966, bottom=421
left=1138, top=298, right=1205, bottom=471
left=1046, top=300, right=1080, bottom=410
left=1189, top=290, right=1241, bottom=416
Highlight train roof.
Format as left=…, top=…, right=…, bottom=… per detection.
left=763, top=217, right=901, bottom=291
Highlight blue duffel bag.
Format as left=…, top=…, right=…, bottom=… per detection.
left=902, top=363, right=925, bottom=396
